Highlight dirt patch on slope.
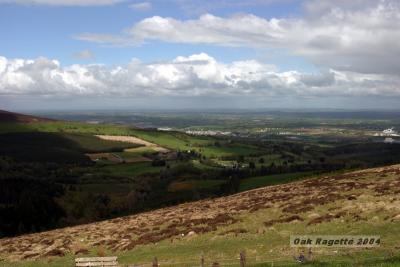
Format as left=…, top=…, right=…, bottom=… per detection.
left=95, top=135, right=169, bottom=153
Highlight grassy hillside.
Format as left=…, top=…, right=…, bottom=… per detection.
left=238, top=171, right=315, bottom=192
left=0, top=121, right=264, bottom=159
left=1, top=164, right=400, bottom=266
left=0, top=132, right=142, bottom=163
left=1, top=111, right=400, bottom=267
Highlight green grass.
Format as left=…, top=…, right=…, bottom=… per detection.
left=0, top=123, right=34, bottom=134
left=78, top=183, right=137, bottom=194
left=115, top=149, right=154, bottom=158
left=131, top=131, right=188, bottom=149
left=62, top=133, right=142, bottom=152
left=129, top=130, right=212, bottom=151
left=191, top=179, right=225, bottom=189
left=0, top=130, right=145, bottom=164
left=5, top=254, right=399, bottom=267
left=191, top=159, right=222, bottom=170
left=200, top=145, right=261, bottom=158
left=113, top=208, right=400, bottom=267
left=30, top=121, right=135, bottom=135
left=6, top=219, right=399, bottom=267
left=0, top=122, right=264, bottom=159
left=0, top=131, right=90, bottom=163
left=0, top=121, right=134, bottom=135
left=94, top=162, right=163, bottom=177
left=239, top=171, right=316, bottom=192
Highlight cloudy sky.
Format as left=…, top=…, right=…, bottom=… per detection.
left=1, top=0, right=400, bottom=110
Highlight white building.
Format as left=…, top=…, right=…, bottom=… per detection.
left=383, top=128, right=395, bottom=135
left=374, top=127, right=399, bottom=137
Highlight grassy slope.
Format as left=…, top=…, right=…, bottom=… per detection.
left=94, top=162, right=163, bottom=177
left=0, top=121, right=262, bottom=158
left=239, top=171, right=316, bottom=192
left=0, top=131, right=143, bottom=164
left=62, top=133, right=142, bottom=153
left=1, top=164, right=400, bottom=266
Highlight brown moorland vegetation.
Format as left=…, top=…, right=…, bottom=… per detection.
left=1, top=164, right=400, bottom=262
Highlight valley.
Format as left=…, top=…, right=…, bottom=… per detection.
left=1, top=110, right=400, bottom=266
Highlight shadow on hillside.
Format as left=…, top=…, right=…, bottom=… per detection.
left=0, top=131, right=91, bottom=164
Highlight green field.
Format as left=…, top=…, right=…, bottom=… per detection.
left=200, top=144, right=261, bottom=158
left=128, top=130, right=200, bottom=150
left=63, top=133, right=142, bottom=152
left=77, top=183, right=137, bottom=194
left=0, top=121, right=263, bottom=159
left=239, top=172, right=316, bottom=192
left=0, top=121, right=132, bottom=135
left=93, top=162, right=163, bottom=177
left=115, top=149, right=155, bottom=158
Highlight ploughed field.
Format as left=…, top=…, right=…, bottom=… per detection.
left=1, top=165, right=400, bottom=266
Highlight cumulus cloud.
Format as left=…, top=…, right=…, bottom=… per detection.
left=1, top=54, right=399, bottom=99
left=129, top=2, right=151, bottom=11
left=0, top=0, right=124, bottom=6
left=75, top=0, right=400, bottom=76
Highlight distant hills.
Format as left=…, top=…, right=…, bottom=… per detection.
left=0, top=110, right=54, bottom=123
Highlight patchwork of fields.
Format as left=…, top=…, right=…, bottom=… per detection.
left=2, top=111, right=400, bottom=267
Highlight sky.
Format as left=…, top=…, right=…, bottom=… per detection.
left=0, top=0, right=400, bottom=110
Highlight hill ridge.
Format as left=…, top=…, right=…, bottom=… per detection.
left=1, top=164, right=400, bottom=263
left=0, top=110, right=54, bottom=123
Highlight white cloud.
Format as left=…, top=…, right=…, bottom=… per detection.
left=1, top=54, right=399, bottom=99
left=75, top=0, right=400, bottom=76
left=0, top=0, right=124, bottom=6
left=128, top=14, right=285, bottom=47
left=129, top=2, right=151, bottom=11
left=73, top=33, right=133, bottom=46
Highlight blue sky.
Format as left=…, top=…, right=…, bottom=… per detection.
left=0, top=0, right=399, bottom=110
left=0, top=0, right=303, bottom=67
